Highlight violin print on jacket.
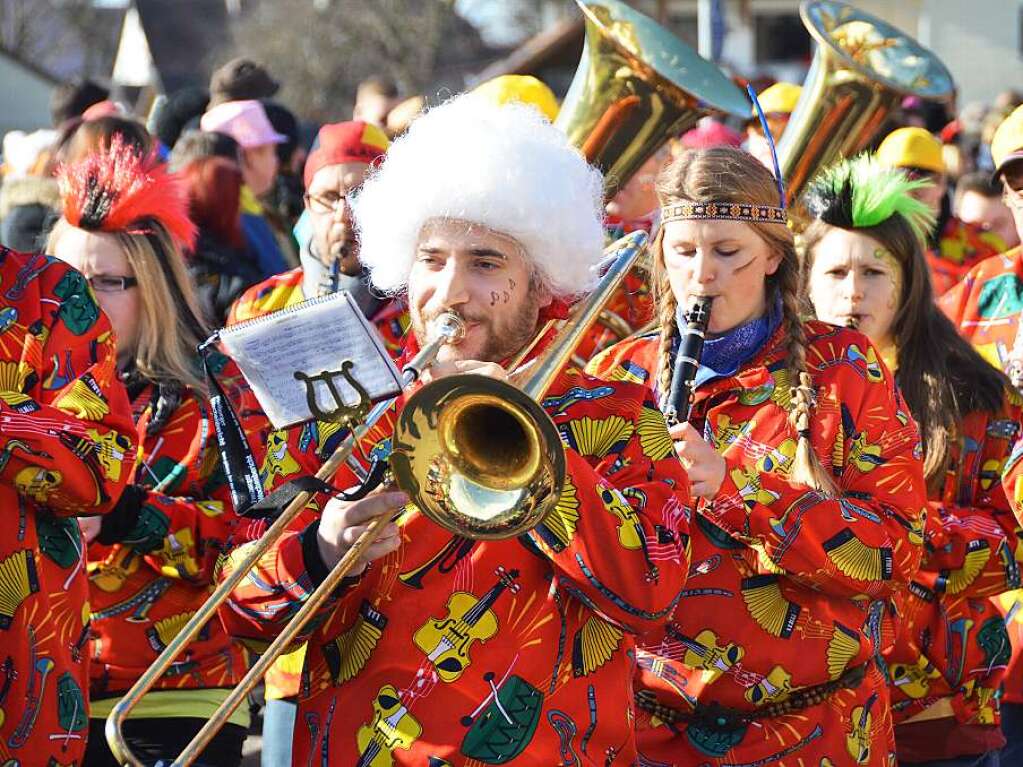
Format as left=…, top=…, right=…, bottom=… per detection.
left=219, top=332, right=694, bottom=765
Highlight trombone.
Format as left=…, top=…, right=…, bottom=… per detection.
left=106, top=230, right=649, bottom=766
left=105, top=312, right=465, bottom=767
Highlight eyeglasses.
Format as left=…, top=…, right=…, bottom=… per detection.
left=88, top=275, right=138, bottom=293
left=304, top=191, right=357, bottom=215
left=1003, top=177, right=1023, bottom=209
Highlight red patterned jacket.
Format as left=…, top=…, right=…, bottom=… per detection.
left=927, top=217, right=1007, bottom=296
left=883, top=392, right=1022, bottom=735
left=219, top=338, right=693, bottom=766
left=939, top=246, right=1023, bottom=373
left=0, top=249, right=135, bottom=764
left=940, top=245, right=1023, bottom=705
left=86, top=353, right=267, bottom=722
left=587, top=322, right=927, bottom=767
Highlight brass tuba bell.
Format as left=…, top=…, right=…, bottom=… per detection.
left=778, top=0, right=953, bottom=204
left=556, top=0, right=749, bottom=199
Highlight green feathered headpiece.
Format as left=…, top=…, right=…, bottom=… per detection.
left=804, top=155, right=935, bottom=242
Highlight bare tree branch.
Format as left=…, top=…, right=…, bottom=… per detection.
left=227, top=0, right=493, bottom=122
left=0, top=0, right=120, bottom=79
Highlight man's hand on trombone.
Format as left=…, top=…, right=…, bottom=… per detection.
left=317, top=489, right=407, bottom=572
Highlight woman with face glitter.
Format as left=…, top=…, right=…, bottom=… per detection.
left=803, top=155, right=1022, bottom=767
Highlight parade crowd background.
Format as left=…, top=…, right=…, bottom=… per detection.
left=3, top=1, right=1023, bottom=766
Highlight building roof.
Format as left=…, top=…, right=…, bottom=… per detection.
left=470, top=15, right=583, bottom=88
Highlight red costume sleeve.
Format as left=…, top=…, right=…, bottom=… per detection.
left=708, top=350, right=926, bottom=600
left=919, top=397, right=1023, bottom=598
left=219, top=374, right=693, bottom=644
left=1, top=256, right=135, bottom=515
left=524, top=381, right=691, bottom=633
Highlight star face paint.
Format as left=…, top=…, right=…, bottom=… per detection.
left=807, top=226, right=903, bottom=350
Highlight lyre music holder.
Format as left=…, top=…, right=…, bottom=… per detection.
left=294, top=359, right=372, bottom=425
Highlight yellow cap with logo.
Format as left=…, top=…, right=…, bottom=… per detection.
left=876, top=127, right=945, bottom=174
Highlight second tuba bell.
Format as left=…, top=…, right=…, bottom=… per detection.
left=778, top=0, right=954, bottom=205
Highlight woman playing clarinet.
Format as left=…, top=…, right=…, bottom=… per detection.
left=803, top=155, right=1023, bottom=767
left=587, top=146, right=927, bottom=765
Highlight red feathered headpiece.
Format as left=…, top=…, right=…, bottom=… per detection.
left=59, top=134, right=196, bottom=250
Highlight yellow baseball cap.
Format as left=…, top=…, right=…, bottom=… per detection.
left=991, top=103, right=1023, bottom=179
left=876, top=127, right=945, bottom=174
left=472, top=75, right=559, bottom=122
left=754, top=82, right=802, bottom=116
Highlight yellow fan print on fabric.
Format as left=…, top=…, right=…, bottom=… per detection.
left=536, top=476, right=580, bottom=551
left=560, top=415, right=635, bottom=459
left=54, top=377, right=110, bottom=420
left=741, top=575, right=801, bottom=638
left=145, top=611, right=195, bottom=651
left=823, top=529, right=893, bottom=581
left=826, top=622, right=861, bottom=680
left=636, top=405, right=674, bottom=460
left=572, top=615, right=624, bottom=676
left=323, top=600, right=388, bottom=685
left=939, top=539, right=990, bottom=595
left=0, top=360, right=30, bottom=394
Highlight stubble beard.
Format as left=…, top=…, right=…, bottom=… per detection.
left=412, top=295, right=542, bottom=365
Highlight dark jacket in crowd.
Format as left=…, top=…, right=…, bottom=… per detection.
left=0, top=176, right=60, bottom=252
left=187, top=227, right=264, bottom=326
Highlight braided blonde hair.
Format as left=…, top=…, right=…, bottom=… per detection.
left=654, top=147, right=836, bottom=494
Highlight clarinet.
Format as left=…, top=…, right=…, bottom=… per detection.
left=665, top=295, right=714, bottom=427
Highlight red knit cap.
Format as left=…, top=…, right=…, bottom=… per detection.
left=303, top=120, right=390, bottom=188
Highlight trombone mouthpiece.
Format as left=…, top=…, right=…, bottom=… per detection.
left=845, top=316, right=859, bottom=330
left=433, top=312, right=466, bottom=344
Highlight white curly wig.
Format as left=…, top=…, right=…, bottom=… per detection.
left=352, top=94, right=606, bottom=298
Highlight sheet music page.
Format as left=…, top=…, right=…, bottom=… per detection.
left=220, top=292, right=402, bottom=429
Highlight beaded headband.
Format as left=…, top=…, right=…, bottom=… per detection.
left=660, top=201, right=788, bottom=225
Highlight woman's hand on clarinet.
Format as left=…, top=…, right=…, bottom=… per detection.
left=670, top=422, right=725, bottom=500
left=317, top=489, right=407, bottom=573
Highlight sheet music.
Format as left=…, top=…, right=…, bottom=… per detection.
left=220, top=291, right=402, bottom=429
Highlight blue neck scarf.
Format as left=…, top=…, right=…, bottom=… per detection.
left=675, top=293, right=783, bottom=388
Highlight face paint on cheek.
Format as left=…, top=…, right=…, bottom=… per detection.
left=873, top=248, right=903, bottom=309
left=730, top=254, right=758, bottom=275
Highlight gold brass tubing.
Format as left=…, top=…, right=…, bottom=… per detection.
left=106, top=314, right=463, bottom=766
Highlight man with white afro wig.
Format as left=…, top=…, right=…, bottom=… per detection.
left=353, top=94, right=605, bottom=364
left=356, top=94, right=604, bottom=294
left=219, top=91, right=693, bottom=766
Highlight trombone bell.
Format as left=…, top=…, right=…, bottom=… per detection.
left=390, top=374, right=564, bottom=540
